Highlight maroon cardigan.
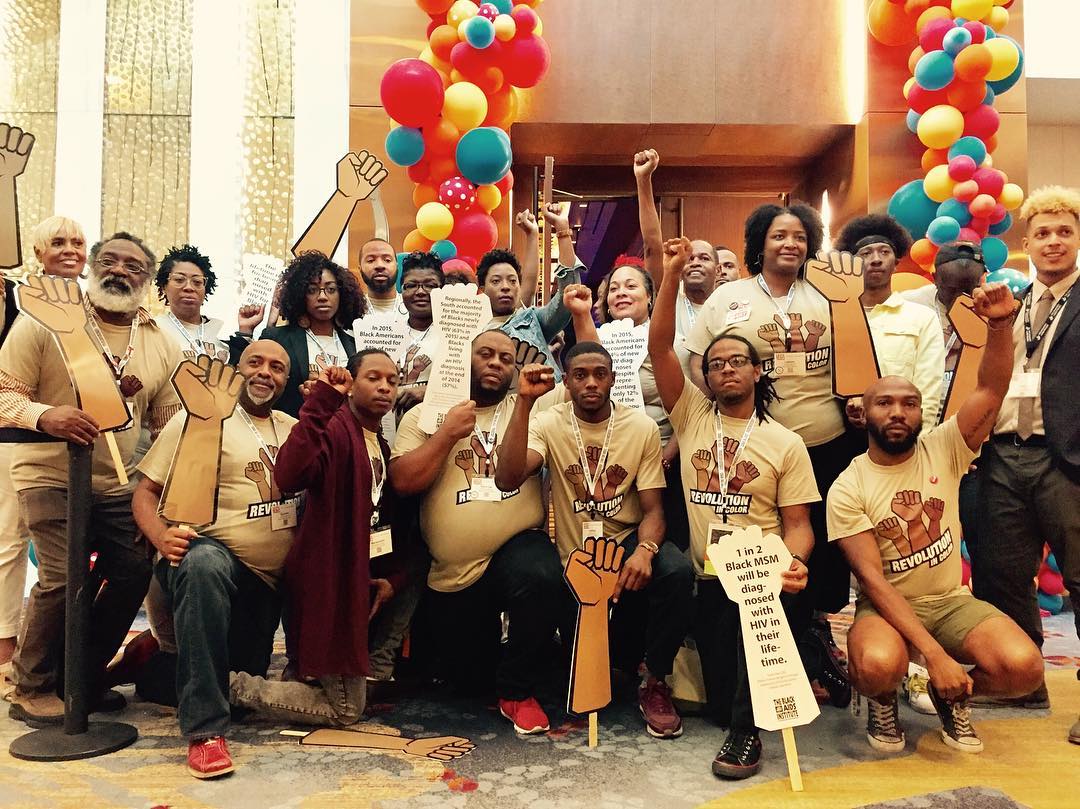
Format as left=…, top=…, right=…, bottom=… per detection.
left=275, top=380, right=406, bottom=679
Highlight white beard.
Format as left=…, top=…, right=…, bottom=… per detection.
left=87, top=274, right=142, bottom=315
left=244, top=380, right=274, bottom=406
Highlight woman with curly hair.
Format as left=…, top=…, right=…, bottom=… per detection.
left=230, top=251, right=364, bottom=417
left=153, top=244, right=228, bottom=361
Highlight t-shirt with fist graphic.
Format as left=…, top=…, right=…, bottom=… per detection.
left=138, top=407, right=298, bottom=588
left=668, top=384, right=820, bottom=578
left=527, top=401, right=666, bottom=564
left=826, top=417, right=976, bottom=603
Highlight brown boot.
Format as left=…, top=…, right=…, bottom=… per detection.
left=8, top=690, right=65, bottom=726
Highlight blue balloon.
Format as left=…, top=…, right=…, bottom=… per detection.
left=489, top=0, right=513, bottom=14
left=888, top=180, right=939, bottom=241
left=463, top=16, right=495, bottom=49
left=948, top=135, right=987, bottom=166
left=384, top=126, right=425, bottom=167
left=982, top=85, right=996, bottom=106
left=927, top=216, right=962, bottom=247
left=906, top=109, right=921, bottom=134
left=455, top=126, right=512, bottom=186
left=28, top=540, right=37, bottom=568
left=395, top=252, right=408, bottom=292
left=989, top=212, right=1013, bottom=236
left=985, top=268, right=1030, bottom=297
left=1047, top=552, right=1060, bottom=574
left=984, top=27, right=996, bottom=40
left=937, top=198, right=973, bottom=227
left=943, top=27, right=972, bottom=56
left=981, top=237, right=1009, bottom=272
left=915, top=50, right=955, bottom=92
left=431, top=239, right=457, bottom=260
left=987, top=35, right=1024, bottom=95
left=1038, top=590, right=1063, bottom=614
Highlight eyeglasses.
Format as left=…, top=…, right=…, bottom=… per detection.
left=706, top=355, right=753, bottom=372
left=402, top=280, right=441, bottom=292
left=306, top=284, right=339, bottom=297
left=95, top=256, right=148, bottom=275
left=168, top=274, right=206, bottom=289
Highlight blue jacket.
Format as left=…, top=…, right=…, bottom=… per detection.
left=498, top=260, right=582, bottom=381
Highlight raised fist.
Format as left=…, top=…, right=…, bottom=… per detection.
left=518, top=362, right=555, bottom=400
left=728, top=460, right=759, bottom=492
left=237, top=304, right=264, bottom=334
left=439, top=400, right=477, bottom=442
left=172, top=355, right=244, bottom=423
left=805, top=320, right=826, bottom=337
left=541, top=202, right=569, bottom=234
left=691, top=450, right=711, bottom=472
left=515, top=339, right=541, bottom=369
left=338, top=150, right=387, bottom=201
left=562, top=284, right=593, bottom=319
left=319, top=364, right=353, bottom=395
left=454, top=449, right=475, bottom=484
left=663, top=237, right=692, bottom=277
left=757, top=322, right=785, bottom=351
left=805, top=251, right=865, bottom=303
left=604, top=463, right=628, bottom=491
left=891, top=490, right=925, bottom=523
left=875, top=516, right=907, bottom=553
left=566, top=463, right=585, bottom=486
left=16, top=275, right=86, bottom=335
left=0, top=122, right=34, bottom=180
left=633, top=149, right=659, bottom=179
left=922, top=496, right=944, bottom=523
left=565, top=536, right=624, bottom=607
left=971, top=280, right=1019, bottom=323
left=514, top=209, right=539, bottom=236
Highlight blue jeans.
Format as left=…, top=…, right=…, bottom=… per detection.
left=156, top=537, right=281, bottom=739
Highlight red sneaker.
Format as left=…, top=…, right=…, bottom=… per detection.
left=638, top=678, right=683, bottom=738
left=187, top=736, right=235, bottom=779
left=498, top=697, right=550, bottom=735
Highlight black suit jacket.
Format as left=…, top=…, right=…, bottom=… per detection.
left=227, top=324, right=357, bottom=419
left=1041, top=280, right=1080, bottom=480
left=0, top=279, right=16, bottom=348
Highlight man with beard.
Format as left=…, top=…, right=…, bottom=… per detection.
left=827, top=280, right=1043, bottom=755
left=0, top=231, right=183, bottom=724
left=715, top=246, right=741, bottom=286
left=359, top=238, right=406, bottom=317
left=391, top=329, right=564, bottom=736
left=133, top=341, right=296, bottom=778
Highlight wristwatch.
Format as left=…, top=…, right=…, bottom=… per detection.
left=639, top=540, right=660, bottom=555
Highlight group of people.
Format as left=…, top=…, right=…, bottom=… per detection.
left=0, top=153, right=1076, bottom=785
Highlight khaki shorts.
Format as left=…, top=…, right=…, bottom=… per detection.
left=854, top=592, right=1005, bottom=658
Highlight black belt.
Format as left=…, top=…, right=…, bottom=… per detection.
left=993, top=432, right=1048, bottom=447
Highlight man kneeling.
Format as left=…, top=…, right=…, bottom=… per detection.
left=827, top=281, right=1043, bottom=753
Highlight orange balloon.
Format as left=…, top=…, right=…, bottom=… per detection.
left=472, top=66, right=505, bottom=95
left=984, top=133, right=998, bottom=154
left=429, top=25, right=459, bottom=63
left=403, top=228, right=433, bottom=253
left=476, top=184, right=502, bottom=213
left=904, top=0, right=932, bottom=15
left=483, top=86, right=518, bottom=128
left=921, top=147, right=949, bottom=173
left=868, top=0, right=916, bottom=47
left=424, top=118, right=460, bottom=155
left=908, top=46, right=925, bottom=75
left=910, top=237, right=939, bottom=267
left=413, top=183, right=439, bottom=207
left=954, top=43, right=993, bottom=82
left=429, top=156, right=459, bottom=184
left=416, top=0, right=454, bottom=13
left=916, top=5, right=952, bottom=32
left=947, top=79, right=987, bottom=112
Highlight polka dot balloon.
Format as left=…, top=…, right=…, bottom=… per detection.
left=438, top=176, right=477, bottom=213
left=985, top=267, right=1031, bottom=296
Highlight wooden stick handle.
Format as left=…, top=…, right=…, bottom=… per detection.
left=588, top=711, right=598, bottom=748
left=104, top=431, right=127, bottom=485
left=781, top=726, right=804, bottom=792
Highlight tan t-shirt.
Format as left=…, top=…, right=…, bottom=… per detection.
left=685, top=277, right=843, bottom=447
left=392, top=393, right=545, bottom=592
left=1, top=312, right=182, bottom=496
left=138, top=407, right=298, bottom=588
left=675, top=288, right=704, bottom=378
left=367, top=294, right=407, bottom=317
left=528, top=401, right=665, bottom=562
left=826, top=417, right=975, bottom=604
left=363, top=427, right=388, bottom=525
left=668, top=384, right=820, bottom=577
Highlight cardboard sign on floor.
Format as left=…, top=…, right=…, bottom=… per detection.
left=287, top=728, right=474, bottom=761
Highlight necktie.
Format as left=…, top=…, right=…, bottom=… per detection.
left=1017, top=289, right=1054, bottom=440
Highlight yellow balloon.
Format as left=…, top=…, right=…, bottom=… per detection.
left=448, top=0, right=477, bottom=28
left=986, top=6, right=1009, bottom=32
left=418, top=47, right=451, bottom=75
left=450, top=69, right=466, bottom=84
left=442, top=81, right=488, bottom=132
left=985, top=38, right=1019, bottom=80
left=476, top=184, right=502, bottom=213
left=924, top=164, right=956, bottom=203
left=493, top=14, right=516, bottom=41
left=416, top=202, right=454, bottom=241
left=999, top=183, right=1024, bottom=211
left=533, top=16, right=542, bottom=36
left=903, top=77, right=916, bottom=100
left=917, top=104, right=965, bottom=151
left=951, top=0, right=992, bottom=20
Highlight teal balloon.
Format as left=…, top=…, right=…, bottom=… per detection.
left=982, top=85, right=995, bottom=106
left=888, top=180, right=939, bottom=241
left=948, top=136, right=987, bottom=166
left=384, top=126, right=425, bottom=167
left=989, top=212, right=1012, bottom=236
left=927, top=216, right=962, bottom=246
left=937, top=198, right=972, bottom=227
left=28, top=540, right=37, bottom=568
left=987, top=36, right=1024, bottom=95
left=455, top=126, right=512, bottom=186
left=915, top=50, right=955, bottom=92
left=986, top=267, right=1030, bottom=295
left=490, top=0, right=513, bottom=12
left=1038, top=590, right=1063, bottom=614
left=432, top=239, right=457, bottom=260
left=1047, top=552, right=1060, bottom=574
left=906, top=109, right=921, bottom=134
left=981, top=237, right=1009, bottom=272
left=395, top=252, right=408, bottom=292
left=463, top=16, right=495, bottom=49
left=943, top=27, right=972, bottom=56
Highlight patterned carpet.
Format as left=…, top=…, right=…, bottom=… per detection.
left=1, top=611, right=1077, bottom=809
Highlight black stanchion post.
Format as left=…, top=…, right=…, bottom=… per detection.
left=4, top=427, right=138, bottom=761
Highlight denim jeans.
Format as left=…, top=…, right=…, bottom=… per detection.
left=229, top=671, right=366, bottom=727
left=156, top=537, right=281, bottom=739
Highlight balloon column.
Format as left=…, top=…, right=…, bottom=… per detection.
left=869, top=0, right=1024, bottom=274
left=379, top=0, right=551, bottom=272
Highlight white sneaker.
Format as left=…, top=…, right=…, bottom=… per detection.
left=902, top=662, right=935, bottom=715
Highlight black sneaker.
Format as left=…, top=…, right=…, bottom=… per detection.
left=711, top=730, right=762, bottom=779
left=866, top=692, right=905, bottom=753
left=928, top=683, right=983, bottom=753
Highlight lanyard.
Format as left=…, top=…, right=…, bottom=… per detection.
left=682, top=292, right=698, bottom=330
left=1023, top=285, right=1071, bottom=359
left=472, top=401, right=505, bottom=474
left=714, top=409, right=755, bottom=519
left=932, top=297, right=959, bottom=357
left=237, top=406, right=280, bottom=463
left=368, top=435, right=386, bottom=528
left=305, top=329, right=345, bottom=366
left=570, top=406, right=616, bottom=514
left=167, top=312, right=206, bottom=354
left=756, top=275, right=797, bottom=332
left=84, top=299, right=138, bottom=377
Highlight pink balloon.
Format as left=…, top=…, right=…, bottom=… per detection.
left=919, top=18, right=954, bottom=52
left=962, top=21, right=987, bottom=45
left=958, top=227, right=982, bottom=242
left=947, top=155, right=977, bottom=182
left=441, top=258, right=476, bottom=280
left=969, top=216, right=990, bottom=235
left=380, top=58, right=445, bottom=127
left=477, top=3, right=499, bottom=21
left=501, top=34, right=551, bottom=88
left=970, top=193, right=997, bottom=218
left=953, top=180, right=980, bottom=202
left=973, top=167, right=1005, bottom=198
left=438, top=176, right=477, bottom=213
left=963, top=105, right=1000, bottom=141
left=989, top=203, right=1008, bottom=225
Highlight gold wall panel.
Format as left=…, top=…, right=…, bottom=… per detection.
left=0, top=0, right=60, bottom=272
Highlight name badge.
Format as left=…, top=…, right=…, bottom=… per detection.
left=468, top=476, right=502, bottom=502
left=702, top=522, right=735, bottom=577
left=581, top=520, right=604, bottom=544
left=1006, top=370, right=1041, bottom=399
left=724, top=302, right=751, bottom=325
left=772, top=351, right=807, bottom=377
left=370, top=527, right=393, bottom=559
left=271, top=498, right=297, bottom=531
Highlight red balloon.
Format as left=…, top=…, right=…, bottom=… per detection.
left=477, top=3, right=499, bottom=21
left=380, top=59, right=445, bottom=127
left=501, top=34, right=551, bottom=89
left=908, top=85, right=948, bottom=114
left=441, top=258, right=477, bottom=281
left=989, top=203, right=1008, bottom=225
left=963, top=104, right=1000, bottom=141
left=969, top=216, right=991, bottom=235
left=957, top=227, right=982, bottom=242
left=450, top=40, right=506, bottom=83
left=963, top=21, right=986, bottom=44
left=947, top=155, right=977, bottom=181
left=918, top=18, right=953, bottom=51
left=450, top=211, right=499, bottom=258
left=510, top=5, right=539, bottom=33
left=407, top=159, right=431, bottom=184
left=973, top=166, right=1005, bottom=198
left=438, top=176, right=477, bottom=213
left=495, top=170, right=514, bottom=194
